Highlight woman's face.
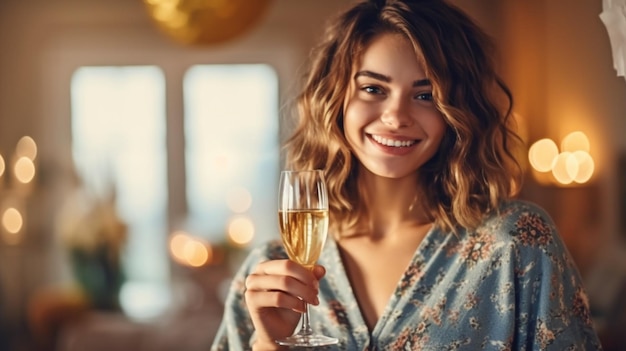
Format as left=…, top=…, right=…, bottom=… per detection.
left=343, top=32, right=447, bottom=179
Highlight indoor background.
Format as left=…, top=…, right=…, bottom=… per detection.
left=0, top=0, right=625, bottom=350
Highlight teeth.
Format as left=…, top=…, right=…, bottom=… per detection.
left=371, top=135, right=417, bottom=147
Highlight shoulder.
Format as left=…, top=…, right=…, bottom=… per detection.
left=487, top=199, right=554, bottom=228
left=448, top=199, right=564, bottom=270
left=477, top=199, right=558, bottom=249
left=481, top=202, right=601, bottom=347
left=471, top=199, right=586, bottom=286
left=462, top=199, right=572, bottom=269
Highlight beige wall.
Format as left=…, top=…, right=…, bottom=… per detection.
left=500, top=0, right=626, bottom=273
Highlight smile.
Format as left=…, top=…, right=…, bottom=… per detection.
left=371, top=134, right=417, bottom=147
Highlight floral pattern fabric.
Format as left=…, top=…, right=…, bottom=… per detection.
left=211, top=200, right=602, bottom=350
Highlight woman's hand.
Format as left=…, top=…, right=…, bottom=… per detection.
left=244, top=259, right=325, bottom=349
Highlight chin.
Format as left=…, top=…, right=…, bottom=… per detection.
left=365, top=165, right=419, bottom=180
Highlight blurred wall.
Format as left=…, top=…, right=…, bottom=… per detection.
left=500, top=0, right=626, bottom=273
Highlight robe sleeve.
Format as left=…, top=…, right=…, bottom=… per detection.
left=210, top=241, right=286, bottom=351
left=508, top=202, right=603, bottom=350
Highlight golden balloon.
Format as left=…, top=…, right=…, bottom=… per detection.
left=144, top=0, right=273, bottom=45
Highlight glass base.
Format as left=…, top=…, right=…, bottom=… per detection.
left=275, top=333, right=338, bottom=347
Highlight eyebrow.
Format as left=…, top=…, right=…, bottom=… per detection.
left=354, top=70, right=431, bottom=87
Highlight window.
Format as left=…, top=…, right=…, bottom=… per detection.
left=70, top=63, right=280, bottom=319
left=183, top=64, right=280, bottom=246
left=71, top=66, right=169, bottom=319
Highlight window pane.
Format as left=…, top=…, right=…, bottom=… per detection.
left=71, top=66, right=169, bottom=319
left=184, top=64, right=279, bottom=247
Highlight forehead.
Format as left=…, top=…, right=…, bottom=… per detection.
left=353, top=32, right=427, bottom=79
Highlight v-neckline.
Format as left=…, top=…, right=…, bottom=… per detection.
left=327, top=224, right=438, bottom=338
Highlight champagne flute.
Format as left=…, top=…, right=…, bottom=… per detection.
left=275, top=170, right=338, bottom=347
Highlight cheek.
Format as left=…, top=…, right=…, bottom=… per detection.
left=343, top=103, right=361, bottom=138
left=344, top=100, right=377, bottom=130
left=342, top=108, right=361, bottom=149
left=343, top=102, right=380, bottom=152
left=424, top=113, right=447, bottom=141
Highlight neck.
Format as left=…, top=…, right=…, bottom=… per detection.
left=358, top=171, right=431, bottom=240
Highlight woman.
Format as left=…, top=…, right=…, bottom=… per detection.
left=212, top=0, right=602, bottom=349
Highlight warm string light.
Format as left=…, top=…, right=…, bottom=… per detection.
left=528, top=131, right=595, bottom=186
left=0, top=136, right=37, bottom=245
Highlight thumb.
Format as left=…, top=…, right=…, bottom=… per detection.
left=312, top=265, right=326, bottom=280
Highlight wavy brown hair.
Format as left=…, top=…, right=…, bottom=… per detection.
left=283, top=0, right=523, bottom=235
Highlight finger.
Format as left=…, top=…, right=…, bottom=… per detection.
left=245, top=273, right=319, bottom=305
left=244, top=289, right=309, bottom=313
left=312, top=265, right=326, bottom=280
left=253, top=259, right=318, bottom=287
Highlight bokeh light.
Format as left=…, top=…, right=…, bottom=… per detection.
left=227, top=216, right=254, bottom=246
left=561, top=131, right=590, bottom=153
left=0, top=154, right=5, bottom=177
left=552, top=152, right=575, bottom=184
left=16, top=136, right=38, bottom=160
left=528, top=132, right=594, bottom=186
left=226, top=186, right=252, bottom=213
left=14, top=157, right=35, bottom=183
left=571, top=150, right=595, bottom=184
left=528, top=138, right=559, bottom=172
left=183, top=240, right=211, bottom=267
left=169, top=231, right=191, bottom=263
left=169, top=230, right=213, bottom=267
left=2, top=207, right=23, bottom=234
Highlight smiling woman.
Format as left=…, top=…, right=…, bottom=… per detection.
left=211, top=1, right=603, bottom=350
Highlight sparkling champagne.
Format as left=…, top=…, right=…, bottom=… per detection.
left=275, top=170, right=338, bottom=346
left=279, top=209, right=329, bottom=269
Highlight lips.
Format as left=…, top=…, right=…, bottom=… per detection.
left=370, top=134, right=418, bottom=147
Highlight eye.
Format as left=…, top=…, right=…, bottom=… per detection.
left=415, top=92, right=434, bottom=101
left=361, top=85, right=384, bottom=95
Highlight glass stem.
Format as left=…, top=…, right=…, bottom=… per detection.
left=299, top=303, right=313, bottom=336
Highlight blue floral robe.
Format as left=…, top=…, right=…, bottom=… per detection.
left=211, top=200, right=602, bottom=350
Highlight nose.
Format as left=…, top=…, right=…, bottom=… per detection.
left=380, top=97, right=413, bottom=128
